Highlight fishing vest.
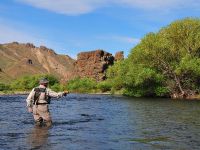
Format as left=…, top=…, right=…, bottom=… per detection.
left=33, top=88, right=51, bottom=105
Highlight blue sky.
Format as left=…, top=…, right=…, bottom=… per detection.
left=0, top=0, right=199, bottom=58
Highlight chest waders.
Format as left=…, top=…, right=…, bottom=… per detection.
left=33, top=88, right=51, bottom=125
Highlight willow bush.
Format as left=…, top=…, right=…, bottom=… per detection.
left=107, top=18, right=200, bottom=98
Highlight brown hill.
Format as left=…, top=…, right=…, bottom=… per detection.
left=0, top=42, right=124, bottom=83
left=0, top=42, right=75, bottom=83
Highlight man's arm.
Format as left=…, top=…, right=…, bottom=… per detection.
left=47, top=88, right=68, bottom=98
left=26, top=88, right=35, bottom=107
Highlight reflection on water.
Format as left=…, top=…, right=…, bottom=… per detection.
left=27, top=125, right=50, bottom=149
left=0, top=94, right=200, bottom=150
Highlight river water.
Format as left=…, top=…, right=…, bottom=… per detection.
left=0, top=94, right=200, bottom=150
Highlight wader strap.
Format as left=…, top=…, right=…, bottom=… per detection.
left=33, top=88, right=46, bottom=105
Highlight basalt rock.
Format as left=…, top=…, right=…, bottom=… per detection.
left=25, top=43, right=35, bottom=48
left=39, top=46, right=56, bottom=55
left=115, top=51, right=124, bottom=61
left=74, top=50, right=114, bottom=81
left=11, top=42, right=19, bottom=45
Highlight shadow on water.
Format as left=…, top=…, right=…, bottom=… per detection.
left=53, top=114, right=104, bottom=126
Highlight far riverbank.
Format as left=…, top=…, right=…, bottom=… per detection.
left=1, top=90, right=200, bottom=100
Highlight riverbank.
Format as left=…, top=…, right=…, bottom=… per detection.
left=0, top=91, right=30, bottom=96
left=0, top=90, right=112, bottom=96
left=1, top=90, right=200, bottom=100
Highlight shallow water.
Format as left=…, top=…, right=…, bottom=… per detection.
left=0, top=94, right=200, bottom=150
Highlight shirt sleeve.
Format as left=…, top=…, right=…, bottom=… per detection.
left=26, top=88, right=35, bottom=107
left=46, top=88, right=64, bottom=98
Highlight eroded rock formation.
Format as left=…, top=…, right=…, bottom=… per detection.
left=25, top=43, right=35, bottom=48
left=115, top=51, right=124, bottom=61
left=74, top=50, right=115, bottom=81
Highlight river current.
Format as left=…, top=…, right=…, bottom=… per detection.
left=0, top=94, right=200, bottom=150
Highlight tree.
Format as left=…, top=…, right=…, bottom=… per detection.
left=107, top=18, right=200, bottom=98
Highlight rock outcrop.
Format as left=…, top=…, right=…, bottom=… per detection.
left=25, top=43, right=35, bottom=48
left=115, top=51, right=124, bottom=61
left=74, top=50, right=115, bottom=81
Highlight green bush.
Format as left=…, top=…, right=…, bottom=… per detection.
left=50, top=83, right=65, bottom=92
left=155, top=86, right=170, bottom=97
left=106, top=60, right=128, bottom=90
left=97, top=81, right=112, bottom=92
left=66, top=77, right=97, bottom=93
left=10, top=74, right=59, bottom=91
left=43, top=74, right=59, bottom=86
left=0, top=83, right=10, bottom=91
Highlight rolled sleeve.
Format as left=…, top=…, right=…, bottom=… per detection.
left=47, top=88, right=64, bottom=98
left=26, top=88, right=35, bottom=107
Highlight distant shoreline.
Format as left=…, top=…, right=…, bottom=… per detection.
left=0, top=91, right=112, bottom=96
left=0, top=91, right=30, bottom=96
left=1, top=91, right=200, bottom=100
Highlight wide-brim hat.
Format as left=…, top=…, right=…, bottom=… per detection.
left=39, top=78, right=49, bottom=84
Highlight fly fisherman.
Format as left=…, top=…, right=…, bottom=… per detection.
left=26, top=78, right=69, bottom=126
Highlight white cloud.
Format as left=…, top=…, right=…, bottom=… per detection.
left=17, top=0, right=107, bottom=15
left=98, top=35, right=140, bottom=44
left=17, top=0, right=200, bottom=15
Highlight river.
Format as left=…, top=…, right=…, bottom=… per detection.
left=0, top=94, right=200, bottom=150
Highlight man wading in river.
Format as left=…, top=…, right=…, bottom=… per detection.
left=26, top=78, right=68, bottom=126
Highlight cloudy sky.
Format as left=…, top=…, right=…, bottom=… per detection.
left=0, top=0, right=199, bottom=58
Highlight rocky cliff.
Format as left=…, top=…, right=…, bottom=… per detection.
left=74, top=50, right=124, bottom=81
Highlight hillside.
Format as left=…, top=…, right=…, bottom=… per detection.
left=0, top=42, right=75, bottom=83
left=0, top=42, right=124, bottom=83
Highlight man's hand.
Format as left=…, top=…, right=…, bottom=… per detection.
left=63, top=90, right=69, bottom=96
left=27, top=107, right=33, bottom=113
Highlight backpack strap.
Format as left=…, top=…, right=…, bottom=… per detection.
left=33, top=88, right=46, bottom=105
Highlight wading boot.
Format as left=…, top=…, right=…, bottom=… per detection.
left=35, top=117, right=44, bottom=126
